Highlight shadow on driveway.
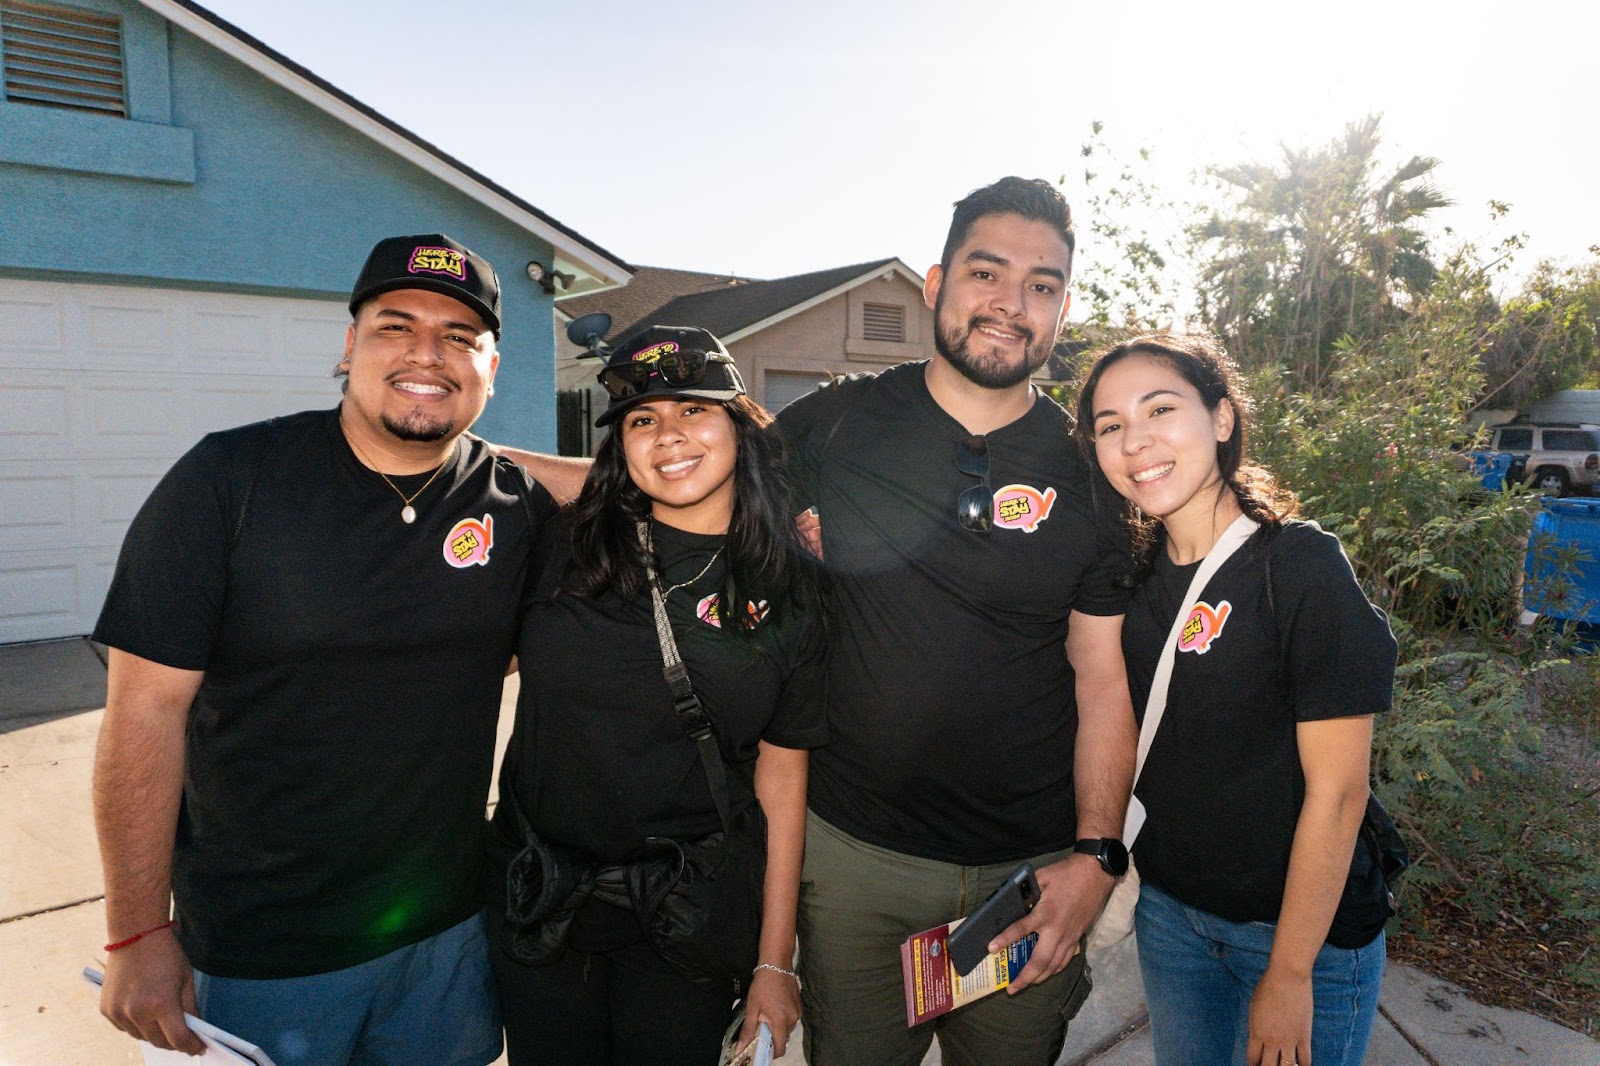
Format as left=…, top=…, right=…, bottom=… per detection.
left=0, top=638, right=108, bottom=735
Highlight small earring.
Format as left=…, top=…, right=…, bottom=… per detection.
left=487, top=386, right=495, bottom=397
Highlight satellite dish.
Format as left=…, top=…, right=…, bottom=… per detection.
left=566, top=312, right=612, bottom=358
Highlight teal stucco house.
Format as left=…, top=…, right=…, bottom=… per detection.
left=0, top=0, right=629, bottom=642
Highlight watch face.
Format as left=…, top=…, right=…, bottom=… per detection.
left=1079, top=837, right=1130, bottom=877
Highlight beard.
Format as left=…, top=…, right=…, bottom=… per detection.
left=382, top=409, right=454, bottom=442
left=934, top=297, right=1055, bottom=390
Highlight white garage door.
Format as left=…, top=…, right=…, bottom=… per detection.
left=0, top=278, right=349, bottom=643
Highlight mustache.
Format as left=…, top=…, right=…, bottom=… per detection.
left=967, top=315, right=1034, bottom=346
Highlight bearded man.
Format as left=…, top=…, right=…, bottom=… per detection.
left=774, top=177, right=1137, bottom=1065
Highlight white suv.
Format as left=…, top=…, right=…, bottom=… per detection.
left=1488, top=424, right=1600, bottom=496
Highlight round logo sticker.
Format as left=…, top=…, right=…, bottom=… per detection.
left=443, top=514, right=494, bottom=568
left=991, top=484, right=1057, bottom=533
left=1178, top=600, right=1232, bottom=654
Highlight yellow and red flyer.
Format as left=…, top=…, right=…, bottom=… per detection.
left=899, top=918, right=1039, bottom=1027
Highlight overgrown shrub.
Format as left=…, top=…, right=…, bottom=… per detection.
left=1246, top=260, right=1600, bottom=948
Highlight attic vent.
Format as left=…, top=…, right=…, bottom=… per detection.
left=1, top=0, right=126, bottom=116
left=863, top=302, right=906, bottom=343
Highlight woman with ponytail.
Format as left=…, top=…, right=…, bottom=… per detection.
left=1076, top=333, right=1397, bottom=1066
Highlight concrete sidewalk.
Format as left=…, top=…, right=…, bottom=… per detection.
left=3, top=638, right=1597, bottom=1065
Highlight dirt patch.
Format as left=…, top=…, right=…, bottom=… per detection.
left=1390, top=889, right=1598, bottom=1039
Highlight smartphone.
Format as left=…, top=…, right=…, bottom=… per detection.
left=946, top=863, right=1040, bottom=977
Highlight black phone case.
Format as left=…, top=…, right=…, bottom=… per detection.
left=946, top=863, right=1039, bottom=977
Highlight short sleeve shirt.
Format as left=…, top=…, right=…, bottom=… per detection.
left=1121, top=521, right=1397, bottom=931
left=94, top=409, right=555, bottom=978
left=494, top=517, right=828, bottom=865
left=777, top=362, right=1130, bottom=864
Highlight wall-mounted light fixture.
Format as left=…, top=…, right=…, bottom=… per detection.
left=526, top=260, right=576, bottom=295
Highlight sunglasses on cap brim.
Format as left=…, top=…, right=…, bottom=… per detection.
left=597, top=349, right=741, bottom=401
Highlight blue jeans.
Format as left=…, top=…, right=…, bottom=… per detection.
left=193, top=911, right=502, bottom=1066
left=1135, top=882, right=1383, bottom=1066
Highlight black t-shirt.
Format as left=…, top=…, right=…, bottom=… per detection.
left=492, top=517, right=828, bottom=866
left=777, top=362, right=1130, bottom=864
left=93, top=408, right=555, bottom=978
left=1122, top=521, right=1397, bottom=944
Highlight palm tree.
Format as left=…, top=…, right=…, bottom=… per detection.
left=1192, top=115, right=1451, bottom=391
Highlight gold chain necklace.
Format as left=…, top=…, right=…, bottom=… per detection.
left=645, top=521, right=725, bottom=598
left=345, top=434, right=449, bottom=524
left=662, top=546, right=723, bottom=597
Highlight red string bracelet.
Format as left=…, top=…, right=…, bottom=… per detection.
left=104, top=920, right=175, bottom=952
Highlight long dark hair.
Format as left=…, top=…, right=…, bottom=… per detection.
left=566, top=394, right=813, bottom=626
left=1074, top=331, right=1295, bottom=577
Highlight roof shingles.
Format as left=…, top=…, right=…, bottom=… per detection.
left=591, top=259, right=900, bottom=346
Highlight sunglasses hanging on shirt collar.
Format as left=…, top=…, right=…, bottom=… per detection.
left=956, top=434, right=994, bottom=534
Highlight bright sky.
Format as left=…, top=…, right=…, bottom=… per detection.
left=199, top=0, right=1595, bottom=305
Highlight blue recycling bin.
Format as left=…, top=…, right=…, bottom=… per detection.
left=1467, top=451, right=1514, bottom=490
left=1524, top=498, right=1600, bottom=632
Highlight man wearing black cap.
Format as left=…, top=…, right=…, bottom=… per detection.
left=91, top=234, right=554, bottom=1064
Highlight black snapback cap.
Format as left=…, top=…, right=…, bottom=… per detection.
left=349, top=233, right=501, bottom=336
left=594, top=325, right=746, bottom=427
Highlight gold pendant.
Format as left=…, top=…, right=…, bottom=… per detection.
left=401, top=505, right=416, bottom=524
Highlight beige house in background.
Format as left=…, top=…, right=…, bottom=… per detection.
left=553, top=257, right=1083, bottom=454
left=554, top=258, right=934, bottom=453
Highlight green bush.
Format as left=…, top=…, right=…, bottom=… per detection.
left=1246, top=261, right=1600, bottom=947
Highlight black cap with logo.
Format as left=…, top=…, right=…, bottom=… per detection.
left=349, top=233, right=502, bottom=336
left=594, top=325, right=746, bottom=427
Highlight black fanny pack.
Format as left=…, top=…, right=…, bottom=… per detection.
left=498, top=785, right=766, bottom=985
left=1327, top=793, right=1411, bottom=948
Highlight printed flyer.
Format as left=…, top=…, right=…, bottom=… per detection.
left=899, top=918, right=1038, bottom=1027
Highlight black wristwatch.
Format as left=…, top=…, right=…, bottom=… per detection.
left=1073, top=837, right=1129, bottom=878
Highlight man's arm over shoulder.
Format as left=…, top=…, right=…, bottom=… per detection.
left=93, top=650, right=206, bottom=1054
left=490, top=446, right=591, bottom=506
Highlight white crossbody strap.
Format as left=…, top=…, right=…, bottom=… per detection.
left=1122, top=513, right=1259, bottom=846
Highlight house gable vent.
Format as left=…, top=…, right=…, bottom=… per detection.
left=863, top=302, right=906, bottom=343
left=1, top=0, right=126, bottom=116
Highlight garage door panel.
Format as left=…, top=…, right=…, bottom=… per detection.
left=0, top=462, right=166, bottom=554
left=0, top=476, right=73, bottom=530
left=0, top=562, right=81, bottom=640
left=285, top=315, right=347, bottom=375
left=287, top=386, right=340, bottom=409
left=92, top=473, right=162, bottom=526
left=192, top=386, right=296, bottom=436
left=84, top=303, right=172, bottom=358
left=0, top=296, right=63, bottom=351
left=762, top=370, right=827, bottom=412
left=190, top=310, right=268, bottom=357
left=0, top=385, right=71, bottom=439
left=0, top=545, right=120, bottom=643
left=87, top=386, right=183, bottom=442
left=0, top=277, right=347, bottom=640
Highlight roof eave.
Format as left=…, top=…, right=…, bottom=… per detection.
left=721, top=259, right=922, bottom=343
left=139, top=0, right=633, bottom=291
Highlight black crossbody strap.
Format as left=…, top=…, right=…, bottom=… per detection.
left=638, top=522, right=734, bottom=837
